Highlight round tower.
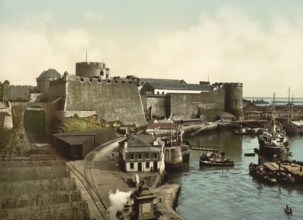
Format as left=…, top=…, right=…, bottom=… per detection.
left=75, top=62, right=110, bottom=79
left=224, top=83, right=244, bottom=120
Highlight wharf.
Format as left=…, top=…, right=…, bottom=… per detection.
left=190, top=146, right=219, bottom=151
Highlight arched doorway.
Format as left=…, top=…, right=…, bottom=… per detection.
left=24, top=106, right=46, bottom=140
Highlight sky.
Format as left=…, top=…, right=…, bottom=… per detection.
left=1, top=0, right=303, bottom=97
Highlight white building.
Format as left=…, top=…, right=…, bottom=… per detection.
left=119, top=134, right=164, bottom=172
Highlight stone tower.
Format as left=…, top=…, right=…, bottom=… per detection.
left=75, top=62, right=110, bottom=79
left=224, top=83, right=244, bottom=120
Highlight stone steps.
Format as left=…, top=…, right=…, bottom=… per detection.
left=0, top=201, right=90, bottom=220
left=0, top=178, right=76, bottom=196
left=0, top=166, right=70, bottom=182
left=0, top=160, right=66, bottom=167
left=0, top=159, right=90, bottom=220
left=0, top=190, right=82, bottom=209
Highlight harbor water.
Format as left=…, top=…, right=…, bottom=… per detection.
left=167, top=128, right=303, bottom=220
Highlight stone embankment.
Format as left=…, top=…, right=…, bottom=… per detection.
left=0, top=157, right=90, bottom=220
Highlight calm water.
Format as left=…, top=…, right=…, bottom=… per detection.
left=167, top=128, right=303, bottom=220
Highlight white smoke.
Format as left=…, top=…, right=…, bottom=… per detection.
left=107, top=189, right=132, bottom=220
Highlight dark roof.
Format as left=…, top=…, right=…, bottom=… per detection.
left=127, top=134, right=154, bottom=147
left=56, top=136, right=92, bottom=145
left=53, top=129, right=114, bottom=137
left=38, top=69, right=61, bottom=79
left=144, top=82, right=214, bottom=92
left=139, top=78, right=186, bottom=86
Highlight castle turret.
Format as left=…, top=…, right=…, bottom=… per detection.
left=75, top=62, right=110, bottom=79
left=36, top=69, right=61, bottom=101
left=224, top=83, right=244, bottom=120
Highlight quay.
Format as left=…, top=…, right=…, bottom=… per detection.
left=69, top=138, right=184, bottom=220
left=190, top=146, right=219, bottom=151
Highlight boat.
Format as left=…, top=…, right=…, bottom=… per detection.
left=233, top=127, right=249, bottom=135
left=284, top=205, right=293, bottom=215
left=273, top=170, right=295, bottom=184
left=252, top=98, right=269, bottom=105
left=244, top=152, right=255, bottom=157
left=199, top=151, right=234, bottom=167
left=249, top=163, right=277, bottom=184
left=258, top=93, right=289, bottom=159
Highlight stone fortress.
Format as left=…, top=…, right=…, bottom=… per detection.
left=4, top=59, right=244, bottom=136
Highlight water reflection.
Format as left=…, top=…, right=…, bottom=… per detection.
left=166, top=128, right=303, bottom=220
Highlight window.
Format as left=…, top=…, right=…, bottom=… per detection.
left=154, top=153, right=158, bottom=159
left=130, top=163, right=134, bottom=169
left=138, top=153, right=142, bottom=159
left=130, top=154, right=134, bottom=159
left=146, top=162, right=150, bottom=169
left=145, top=153, right=149, bottom=159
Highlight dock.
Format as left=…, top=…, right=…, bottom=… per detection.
left=190, top=146, right=219, bottom=151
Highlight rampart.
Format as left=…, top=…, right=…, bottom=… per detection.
left=7, top=85, right=36, bottom=102
left=49, top=75, right=146, bottom=127
left=168, top=86, right=226, bottom=120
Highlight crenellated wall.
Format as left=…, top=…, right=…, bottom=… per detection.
left=7, top=85, right=36, bottom=102
left=76, top=62, right=110, bottom=79
left=48, top=75, right=146, bottom=126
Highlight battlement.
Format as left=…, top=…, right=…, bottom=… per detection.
left=224, top=82, right=243, bottom=87
left=64, top=75, right=134, bottom=85
left=76, top=62, right=105, bottom=68
left=8, top=85, right=35, bottom=89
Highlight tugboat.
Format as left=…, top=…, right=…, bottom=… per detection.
left=200, top=150, right=234, bottom=167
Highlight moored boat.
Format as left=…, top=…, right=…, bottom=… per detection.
left=249, top=163, right=277, bottom=184
left=199, top=151, right=234, bottom=167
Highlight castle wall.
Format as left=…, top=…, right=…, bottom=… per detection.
left=169, top=86, right=226, bottom=120
left=50, top=76, right=146, bottom=126
left=142, top=95, right=167, bottom=119
left=7, top=85, right=35, bottom=102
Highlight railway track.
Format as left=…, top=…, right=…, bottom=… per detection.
left=67, top=161, right=107, bottom=220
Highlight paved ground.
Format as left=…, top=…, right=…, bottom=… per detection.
left=69, top=138, right=184, bottom=220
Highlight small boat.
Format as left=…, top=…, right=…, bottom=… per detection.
left=244, top=152, right=255, bottom=157
left=200, top=151, right=234, bottom=167
left=284, top=205, right=293, bottom=215
left=233, top=127, right=249, bottom=135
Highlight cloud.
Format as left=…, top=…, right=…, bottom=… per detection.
left=1, top=7, right=303, bottom=97
left=83, top=10, right=104, bottom=23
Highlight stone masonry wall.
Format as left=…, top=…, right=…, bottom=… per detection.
left=7, top=85, right=35, bottom=102
left=62, top=78, right=146, bottom=126
left=169, top=86, right=226, bottom=120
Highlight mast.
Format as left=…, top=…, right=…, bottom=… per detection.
left=272, top=92, right=276, bottom=134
